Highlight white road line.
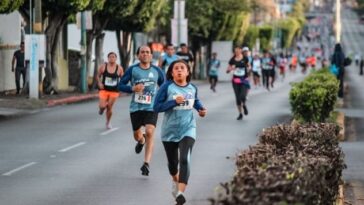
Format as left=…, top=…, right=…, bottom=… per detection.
left=58, top=142, right=86, bottom=153
left=2, top=162, right=37, bottom=176
left=100, top=127, right=119, bottom=136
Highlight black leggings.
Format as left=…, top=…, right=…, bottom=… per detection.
left=163, top=137, right=195, bottom=184
left=232, top=83, right=248, bottom=106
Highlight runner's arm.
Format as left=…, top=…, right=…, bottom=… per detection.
left=153, top=82, right=177, bottom=112
left=96, top=64, right=105, bottom=89
left=156, top=67, right=165, bottom=86
left=118, top=64, right=124, bottom=77
left=192, top=84, right=204, bottom=111
left=118, top=67, right=133, bottom=93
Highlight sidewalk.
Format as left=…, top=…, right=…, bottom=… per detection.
left=0, top=90, right=99, bottom=118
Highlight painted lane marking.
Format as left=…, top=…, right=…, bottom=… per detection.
left=2, top=162, right=37, bottom=176
left=58, top=142, right=86, bottom=153
left=100, top=127, right=119, bottom=136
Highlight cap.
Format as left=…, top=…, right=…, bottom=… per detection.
left=242, top=47, right=249, bottom=52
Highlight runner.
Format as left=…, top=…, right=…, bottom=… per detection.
left=277, top=53, right=287, bottom=80
left=176, top=43, right=194, bottom=72
left=159, top=43, right=179, bottom=73
left=118, top=45, right=165, bottom=176
left=226, top=45, right=250, bottom=120
left=208, top=52, right=220, bottom=92
left=251, top=54, right=262, bottom=88
left=261, top=50, right=276, bottom=91
left=96, top=52, right=124, bottom=129
left=153, top=59, right=207, bottom=205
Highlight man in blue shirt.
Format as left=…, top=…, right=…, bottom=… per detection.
left=119, top=45, right=165, bottom=176
left=208, top=52, right=220, bottom=92
left=159, top=43, right=179, bottom=72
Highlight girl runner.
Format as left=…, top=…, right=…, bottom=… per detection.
left=154, top=59, right=207, bottom=205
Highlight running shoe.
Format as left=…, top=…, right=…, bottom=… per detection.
left=176, top=193, right=186, bottom=205
left=135, top=134, right=146, bottom=154
left=172, top=181, right=178, bottom=198
left=243, top=105, right=248, bottom=115
left=140, top=162, right=150, bottom=176
left=237, top=113, right=243, bottom=120
left=106, top=123, right=112, bottom=129
left=99, top=107, right=105, bottom=115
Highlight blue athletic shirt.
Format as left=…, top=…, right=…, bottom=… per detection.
left=161, top=54, right=179, bottom=72
left=119, top=63, right=165, bottom=113
left=154, top=81, right=204, bottom=142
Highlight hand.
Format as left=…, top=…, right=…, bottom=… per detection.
left=198, top=108, right=207, bottom=117
left=133, top=84, right=145, bottom=93
left=98, top=82, right=104, bottom=90
left=175, top=95, right=185, bottom=104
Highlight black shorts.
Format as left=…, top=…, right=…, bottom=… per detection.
left=130, top=111, right=158, bottom=131
left=253, top=71, right=260, bottom=77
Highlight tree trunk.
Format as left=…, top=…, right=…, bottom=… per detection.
left=116, top=30, right=133, bottom=70
left=92, top=33, right=105, bottom=89
left=43, top=13, right=67, bottom=94
left=87, top=15, right=110, bottom=90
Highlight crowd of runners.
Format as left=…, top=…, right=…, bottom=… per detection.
left=94, top=42, right=325, bottom=205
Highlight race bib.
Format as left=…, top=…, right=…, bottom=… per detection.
left=134, top=93, right=152, bottom=104
left=104, top=77, right=118, bottom=86
left=233, top=68, right=246, bottom=76
left=173, top=95, right=194, bottom=110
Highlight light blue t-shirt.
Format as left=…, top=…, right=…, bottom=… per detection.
left=119, top=63, right=165, bottom=113
left=208, top=59, right=220, bottom=76
left=161, top=54, right=179, bottom=72
left=154, top=81, right=204, bottom=142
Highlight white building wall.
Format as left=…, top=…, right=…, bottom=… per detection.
left=0, top=12, right=22, bottom=92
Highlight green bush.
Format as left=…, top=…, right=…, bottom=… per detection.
left=289, top=70, right=339, bottom=123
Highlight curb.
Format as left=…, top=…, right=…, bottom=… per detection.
left=47, top=93, right=98, bottom=107
left=336, top=111, right=345, bottom=141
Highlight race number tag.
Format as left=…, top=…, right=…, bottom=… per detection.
left=104, top=77, right=118, bottom=86
left=233, top=68, right=246, bottom=76
left=134, top=93, right=152, bottom=104
left=173, top=95, right=194, bottom=110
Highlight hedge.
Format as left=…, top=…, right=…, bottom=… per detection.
left=289, top=69, right=339, bottom=123
left=210, top=123, right=345, bottom=205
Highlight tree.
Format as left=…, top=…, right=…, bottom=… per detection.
left=106, top=0, right=167, bottom=69
left=86, top=0, right=139, bottom=89
left=41, top=0, right=91, bottom=94
left=0, top=0, right=24, bottom=13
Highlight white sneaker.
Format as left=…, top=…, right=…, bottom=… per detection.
left=172, top=181, right=178, bottom=198
left=106, top=123, right=112, bottom=129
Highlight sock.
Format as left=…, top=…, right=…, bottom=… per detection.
left=177, top=191, right=184, bottom=196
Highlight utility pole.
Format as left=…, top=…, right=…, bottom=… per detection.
left=335, top=0, right=341, bottom=43
left=28, top=0, right=42, bottom=99
left=171, top=0, right=188, bottom=47
left=80, top=11, right=87, bottom=93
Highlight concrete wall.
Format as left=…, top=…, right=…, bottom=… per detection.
left=212, top=41, right=233, bottom=82
left=0, top=12, right=21, bottom=92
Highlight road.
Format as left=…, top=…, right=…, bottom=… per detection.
left=0, top=70, right=306, bottom=205
left=340, top=7, right=364, bottom=204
